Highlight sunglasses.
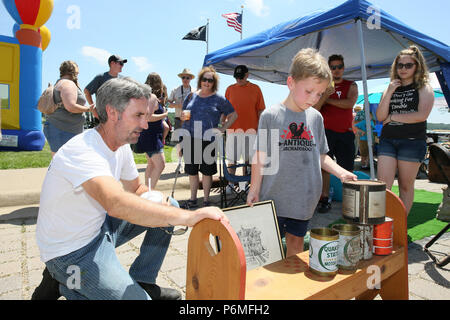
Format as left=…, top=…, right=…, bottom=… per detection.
left=182, top=76, right=191, bottom=80
left=116, top=61, right=124, bottom=66
left=158, top=196, right=189, bottom=235
left=330, top=64, right=344, bottom=70
left=396, top=62, right=415, bottom=70
left=159, top=226, right=188, bottom=236
left=201, top=77, right=214, bottom=83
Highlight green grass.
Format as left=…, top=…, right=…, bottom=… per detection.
left=0, top=142, right=176, bottom=169
left=133, top=145, right=178, bottom=164
left=0, top=142, right=53, bottom=169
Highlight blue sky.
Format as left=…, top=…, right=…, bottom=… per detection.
left=1, top=0, right=449, bottom=123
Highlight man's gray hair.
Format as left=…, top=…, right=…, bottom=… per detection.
left=96, top=77, right=152, bottom=123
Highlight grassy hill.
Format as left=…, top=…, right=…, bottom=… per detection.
left=428, top=123, right=450, bottom=130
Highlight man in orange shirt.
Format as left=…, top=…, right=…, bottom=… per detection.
left=225, top=65, right=266, bottom=177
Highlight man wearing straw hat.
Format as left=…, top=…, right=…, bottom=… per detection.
left=168, top=68, right=195, bottom=130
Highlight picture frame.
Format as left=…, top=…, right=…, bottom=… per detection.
left=222, top=200, right=285, bottom=271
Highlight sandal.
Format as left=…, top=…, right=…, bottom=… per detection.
left=181, top=199, right=198, bottom=209
left=203, top=200, right=212, bottom=207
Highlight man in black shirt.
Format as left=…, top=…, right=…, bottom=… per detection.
left=84, top=55, right=127, bottom=127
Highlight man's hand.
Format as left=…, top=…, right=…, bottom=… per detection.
left=188, top=206, right=229, bottom=227
left=356, top=128, right=365, bottom=137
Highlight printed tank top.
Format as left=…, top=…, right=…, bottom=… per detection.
left=380, top=83, right=426, bottom=140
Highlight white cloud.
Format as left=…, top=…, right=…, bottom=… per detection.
left=131, top=56, right=152, bottom=72
left=244, top=0, right=270, bottom=17
left=81, top=46, right=110, bottom=66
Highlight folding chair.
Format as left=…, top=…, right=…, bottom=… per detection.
left=218, top=135, right=251, bottom=208
left=423, top=143, right=450, bottom=268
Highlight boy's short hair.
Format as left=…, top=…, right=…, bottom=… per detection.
left=328, top=54, right=344, bottom=65
left=289, top=48, right=332, bottom=84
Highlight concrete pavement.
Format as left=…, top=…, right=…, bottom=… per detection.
left=0, top=162, right=449, bottom=300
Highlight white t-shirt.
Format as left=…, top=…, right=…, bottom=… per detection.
left=169, top=85, right=191, bottom=117
left=36, top=129, right=139, bottom=262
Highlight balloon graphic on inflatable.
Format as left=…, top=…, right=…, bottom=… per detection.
left=38, top=25, right=51, bottom=51
left=2, top=0, right=54, bottom=30
left=2, top=0, right=54, bottom=47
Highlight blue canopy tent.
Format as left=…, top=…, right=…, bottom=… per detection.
left=204, top=0, right=450, bottom=178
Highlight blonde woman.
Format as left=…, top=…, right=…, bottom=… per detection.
left=376, top=45, right=435, bottom=215
left=44, top=61, right=93, bottom=156
left=180, top=66, right=237, bottom=208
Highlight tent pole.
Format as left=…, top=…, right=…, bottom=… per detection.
left=356, top=18, right=375, bottom=180
left=206, top=19, right=209, bottom=54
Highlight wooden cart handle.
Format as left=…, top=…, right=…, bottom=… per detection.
left=186, top=218, right=246, bottom=300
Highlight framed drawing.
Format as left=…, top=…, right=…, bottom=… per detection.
left=222, top=200, right=285, bottom=271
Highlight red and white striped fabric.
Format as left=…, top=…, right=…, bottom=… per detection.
left=221, top=12, right=242, bottom=33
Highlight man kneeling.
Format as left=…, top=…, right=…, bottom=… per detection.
left=32, top=77, right=227, bottom=300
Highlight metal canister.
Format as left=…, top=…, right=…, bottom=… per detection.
left=309, top=228, right=339, bottom=276
left=358, top=224, right=373, bottom=260
left=332, top=224, right=361, bottom=270
left=342, top=180, right=386, bottom=225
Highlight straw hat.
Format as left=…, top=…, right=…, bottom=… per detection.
left=178, top=68, right=195, bottom=79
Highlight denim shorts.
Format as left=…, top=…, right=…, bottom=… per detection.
left=378, top=138, right=426, bottom=163
left=145, top=148, right=164, bottom=158
left=277, top=217, right=309, bottom=237
left=43, top=121, right=79, bottom=153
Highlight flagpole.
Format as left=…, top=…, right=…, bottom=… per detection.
left=240, top=6, right=243, bottom=40
left=206, top=19, right=209, bottom=54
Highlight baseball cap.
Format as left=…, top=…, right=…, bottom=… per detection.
left=108, top=54, right=128, bottom=65
left=233, top=65, right=248, bottom=79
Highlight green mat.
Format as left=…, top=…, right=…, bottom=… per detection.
left=328, top=187, right=448, bottom=243
left=391, top=186, right=448, bottom=242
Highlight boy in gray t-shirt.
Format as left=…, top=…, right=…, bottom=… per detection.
left=247, top=49, right=357, bottom=257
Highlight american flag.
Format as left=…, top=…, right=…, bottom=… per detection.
left=221, top=12, right=242, bottom=33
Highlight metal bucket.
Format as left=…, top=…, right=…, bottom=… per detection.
left=342, top=180, right=386, bottom=225
left=309, top=228, right=339, bottom=277
left=332, top=224, right=361, bottom=270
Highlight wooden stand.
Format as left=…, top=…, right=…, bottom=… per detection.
left=186, top=190, right=409, bottom=300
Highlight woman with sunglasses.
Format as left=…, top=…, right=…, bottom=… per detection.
left=180, top=66, right=237, bottom=208
left=376, top=45, right=435, bottom=215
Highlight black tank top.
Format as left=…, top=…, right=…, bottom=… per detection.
left=380, top=83, right=426, bottom=140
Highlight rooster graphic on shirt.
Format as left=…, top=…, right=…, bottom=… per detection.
left=279, top=122, right=316, bottom=151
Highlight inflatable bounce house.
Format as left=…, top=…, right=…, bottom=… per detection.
left=0, top=0, right=53, bottom=151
